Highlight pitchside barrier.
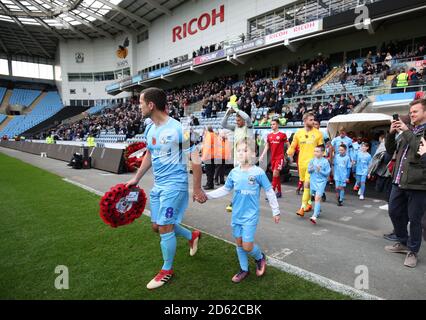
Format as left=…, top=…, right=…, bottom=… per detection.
left=0, top=140, right=124, bottom=174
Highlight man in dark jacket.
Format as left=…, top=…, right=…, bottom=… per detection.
left=418, top=137, right=426, bottom=242
left=384, top=99, right=426, bottom=267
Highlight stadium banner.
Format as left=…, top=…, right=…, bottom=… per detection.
left=115, top=36, right=131, bottom=69
left=225, top=38, right=265, bottom=56
left=193, top=49, right=226, bottom=66
left=148, top=66, right=171, bottom=79
left=170, top=59, right=193, bottom=72
left=105, top=83, right=120, bottom=93
left=264, top=19, right=323, bottom=45
left=118, top=76, right=133, bottom=88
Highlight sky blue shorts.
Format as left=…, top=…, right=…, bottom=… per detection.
left=149, top=187, right=188, bottom=226
left=310, top=186, right=326, bottom=197
left=334, top=180, right=347, bottom=187
left=232, top=224, right=257, bottom=243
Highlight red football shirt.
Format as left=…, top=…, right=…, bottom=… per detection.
left=267, top=131, right=287, bottom=160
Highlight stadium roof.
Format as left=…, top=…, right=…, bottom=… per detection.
left=0, top=0, right=187, bottom=59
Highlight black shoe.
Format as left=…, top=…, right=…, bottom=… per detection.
left=383, top=232, right=398, bottom=242
left=220, top=181, right=225, bottom=185
left=322, top=194, right=326, bottom=202
left=204, top=185, right=214, bottom=190
left=214, top=181, right=220, bottom=186
left=337, top=200, right=343, bottom=206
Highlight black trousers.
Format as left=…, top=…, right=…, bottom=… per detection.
left=214, top=161, right=225, bottom=184
left=205, top=162, right=215, bottom=187
left=388, top=184, right=426, bottom=253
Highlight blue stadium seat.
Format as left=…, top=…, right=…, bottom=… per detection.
left=0, top=91, right=63, bottom=138
left=9, top=88, right=41, bottom=107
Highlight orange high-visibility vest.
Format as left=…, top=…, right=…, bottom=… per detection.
left=214, top=134, right=231, bottom=161
left=201, top=131, right=215, bottom=161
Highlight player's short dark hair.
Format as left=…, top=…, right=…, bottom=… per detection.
left=409, top=98, right=426, bottom=111
left=271, top=118, right=279, bottom=124
left=315, top=145, right=325, bottom=152
left=339, top=143, right=347, bottom=150
left=141, top=87, right=167, bottom=111
left=362, top=142, right=370, bottom=148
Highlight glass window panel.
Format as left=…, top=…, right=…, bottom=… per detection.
left=0, top=59, right=9, bottom=75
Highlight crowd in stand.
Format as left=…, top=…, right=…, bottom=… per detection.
left=49, top=100, right=143, bottom=141
left=44, top=40, right=426, bottom=141
left=192, top=43, right=224, bottom=58
left=341, top=41, right=426, bottom=87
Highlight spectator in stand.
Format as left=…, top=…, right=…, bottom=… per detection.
left=350, top=60, right=358, bottom=76
left=190, top=115, right=200, bottom=126
left=396, top=68, right=409, bottom=93
left=384, top=52, right=393, bottom=71
left=408, top=67, right=420, bottom=92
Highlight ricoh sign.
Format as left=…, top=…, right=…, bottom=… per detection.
left=265, top=19, right=323, bottom=45
left=172, top=5, right=225, bottom=43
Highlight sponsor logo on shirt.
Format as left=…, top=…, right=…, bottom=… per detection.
left=240, top=189, right=257, bottom=195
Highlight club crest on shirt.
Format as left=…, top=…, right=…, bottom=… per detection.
left=160, top=135, right=173, bottom=144
left=248, top=175, right=256, bottom=185
left=152, top=137, right=156, bottom=145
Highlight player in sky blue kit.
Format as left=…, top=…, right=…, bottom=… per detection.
left=331, top=127, right=353, bottom=160
left=205, top=138, right=280, bottom=283
left=308, top=146, right=331, bottom=224
left=353, top=142, right=372, bottom=200
left=333, top=144, right=352, bottom=206
left=126, top=88, right=206, bottom=290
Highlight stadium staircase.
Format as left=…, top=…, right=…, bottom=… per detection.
left=185, top=100, right=204, bottom=116
left=0, top=89, right=13, bottom=114
left=61, top=112, right=87, bottom=125
left=309, top=67, right=344, bottom=93
left=23, top=91, right=46, bottom=114
left=0, top=115, right=13, bottom=132
left=23, top=105, right=88, bottom=137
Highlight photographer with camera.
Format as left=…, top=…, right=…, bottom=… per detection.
left=384, top=99, right=426, bottom=268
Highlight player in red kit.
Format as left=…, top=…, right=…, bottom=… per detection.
left=259, top=118, right=289, bottom=198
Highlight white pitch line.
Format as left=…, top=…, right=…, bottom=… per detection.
left=62, top=178, right=105, bottom=196
left=267, top=256, right=383, bottom=300
left=64, top=179, right=384, bottom=300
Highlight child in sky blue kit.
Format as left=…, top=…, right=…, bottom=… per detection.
left=308, top=146, right=331, bottom=224
left=206, top=138, right=280, bottom=283
left=333, top=144, right=352, bottom=206
left=353, top=142, right=372, bottom=200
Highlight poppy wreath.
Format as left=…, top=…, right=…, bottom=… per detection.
left=124, top=142, right=147, bottom=172
left=99, top=183, right=147, bottom=228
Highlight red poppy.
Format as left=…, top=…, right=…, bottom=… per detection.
left=124, top=142, right=147, bottom=172
left=99, top=184, right=147, bottom=228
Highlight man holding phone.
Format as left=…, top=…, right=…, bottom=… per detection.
left=384, top=99, right=426, bottom=268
